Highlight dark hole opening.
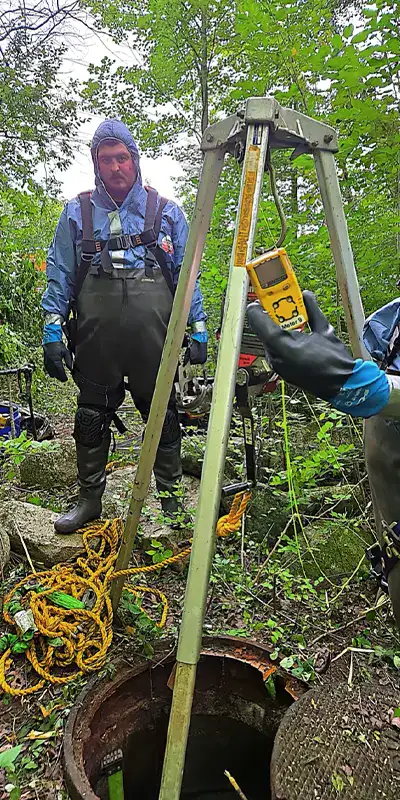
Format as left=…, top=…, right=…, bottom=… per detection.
left=82, top=652, right=294, bottom=800
left=122, top=713, right=270, bottom=799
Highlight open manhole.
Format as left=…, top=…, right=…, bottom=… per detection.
left=63, top=636, right=306, bottom=799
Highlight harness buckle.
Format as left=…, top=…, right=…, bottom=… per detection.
left=366, top=520, right=400, bottom=594
left=365, top=542, right=389, bottom=593
left=382, top=519, right=400, bottom=554
left=140, top=227, right=158, bottom=248
left=114, top=234, right=132, bottom=250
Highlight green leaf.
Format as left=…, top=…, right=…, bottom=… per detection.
left=280, top=656, right=296, bottom=670
left=393, top=655, right=400, bottom=669
left=332, top=34, right=343, bottom=49
left=12, top=642, right=30, bottom=654
left=265, top=675, right=276, bottom=699
left=393, top=707, right=400, bottom=718
left=0, top=745, right=23, bottom=769
left=343, top=24, right=353, bottom=38
left=27, top=496, right=41, bottom=506
left=47, top=637, right=64, bottom=648
left=22, top=759, right=37, bottom=770
left=332, top=772, right=345, bottom=791
left=352, top=30, right=369, bottom=44
left=270, top=650, right=279, bottom=661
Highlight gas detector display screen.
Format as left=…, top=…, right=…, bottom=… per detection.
left=254, top=256, right=286, bottom=288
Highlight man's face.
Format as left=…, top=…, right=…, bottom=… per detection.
left=97, top=141, right=137, bottom=201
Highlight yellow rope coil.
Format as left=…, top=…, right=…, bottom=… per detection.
left=0, top=492, right=251, bottom=696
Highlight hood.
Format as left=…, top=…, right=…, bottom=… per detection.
left=91, top=118, right=142, bottom=191
left=363, top=298, right=400, bottom=370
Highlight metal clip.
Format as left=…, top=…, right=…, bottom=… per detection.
left=115, top=234, right=132, bottom=250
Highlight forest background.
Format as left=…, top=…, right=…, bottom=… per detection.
left=1, top=0, right=399, bottom=370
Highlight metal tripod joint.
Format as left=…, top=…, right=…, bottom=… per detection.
left=201, top=96, right=338, bottom=157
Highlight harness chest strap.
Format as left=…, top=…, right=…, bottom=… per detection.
left=76, top=187, right=174, bottom=298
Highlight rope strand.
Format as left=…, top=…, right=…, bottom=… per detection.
left=0, top=492, right=251, bottom=696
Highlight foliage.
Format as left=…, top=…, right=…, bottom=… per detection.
left=0, top=185, right=62, bottom=364
left=120, top=591, right=162, bottom=657
left=0, top=0, right=83, bottom=188
left=0, top=746, right=23, bottom=770
left=84, top=0, right=243, bottom=159
left=0, top=431, right=58, bottom=480
left=83, top=0, right=400, bottom=327
left=146, top=538, right=173, bottom=564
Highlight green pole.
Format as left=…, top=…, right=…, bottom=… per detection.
left=107, top=770, right=125, bottom=800
left=101, top=750, right=125, bottom=800
left=158, top=121, right=270, bottom=800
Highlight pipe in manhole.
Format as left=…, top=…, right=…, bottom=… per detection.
left=63, top=636, right=306, bottom=800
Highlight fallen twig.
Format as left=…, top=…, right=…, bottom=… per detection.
left=15, top=521, right=36, bottom=575
left=309, top=596, right=389, bottom=647
left=224, top=770, right=249, bottom=799
left=332, top=646, right=375, bottom=663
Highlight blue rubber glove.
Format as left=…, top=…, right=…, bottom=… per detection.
left=247, top=291, right=390, bottom=418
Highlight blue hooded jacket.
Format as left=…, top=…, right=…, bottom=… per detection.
left=363, top=298, right=400, bottom=371
left=42, top=119, right=206, bottom=340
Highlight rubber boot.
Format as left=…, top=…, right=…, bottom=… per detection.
left=154, top=439, right=191, bottom=529
left=54, top=434, right=110, bottom=534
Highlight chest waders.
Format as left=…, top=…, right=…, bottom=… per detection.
left=365, top=360, right=400, bottom=627
left=54, top=189, right=186, bottom=535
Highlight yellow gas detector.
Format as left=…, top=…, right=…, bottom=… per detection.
left=246, top=247, right=308, bottom=331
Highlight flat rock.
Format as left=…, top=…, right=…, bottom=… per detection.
left=19, top=439, right=76, bottom=490
left=0, top=500, right=84, bottom=567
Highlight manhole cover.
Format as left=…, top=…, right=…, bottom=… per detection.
left=271, top=681, right=400, bottom=800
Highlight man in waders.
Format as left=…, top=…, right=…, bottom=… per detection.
left=248, top=292, right=400, bottom=628
left=42, top=119, right=207, bottom=534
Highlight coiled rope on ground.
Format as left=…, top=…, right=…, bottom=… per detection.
left=0, top=491, right=251, bottom=696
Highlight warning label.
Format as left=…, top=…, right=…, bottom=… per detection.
left=234, top=145, right=260, bottom=268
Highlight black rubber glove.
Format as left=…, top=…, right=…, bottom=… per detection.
left=43, top=341, right=73, bottom=383
left=246, top=291, right=355, bottom=400
left=183, top=339, right=208, bottom=366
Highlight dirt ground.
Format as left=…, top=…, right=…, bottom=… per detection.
left=1, top=405, right=400, bottom=799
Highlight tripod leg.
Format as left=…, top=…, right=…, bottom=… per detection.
left=158, top=121, right=270, bottom=800
left=314, top=149, right=367, bottom=359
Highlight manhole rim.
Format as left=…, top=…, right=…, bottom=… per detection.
left=63, top=635, right=305, bottom=800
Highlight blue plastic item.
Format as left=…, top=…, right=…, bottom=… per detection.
left=0, top=404, right=21, bottom=439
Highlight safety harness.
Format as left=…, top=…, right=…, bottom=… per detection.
left=65, top=187, right=174, bottom=355
left=366, top=521, right=400, bottom=594
left=380, top=324, right=400, bottom=373
left=63, top=187, right=176, bottom=433
left=75, top=185, right=175, bottom=301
